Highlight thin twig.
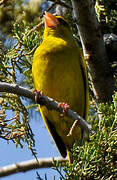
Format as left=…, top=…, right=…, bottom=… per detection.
left=46, top=2, right=56, bottom=12
left=27, top=21, right=44, bottom=36
left=49, top=0, right=72, bottom=9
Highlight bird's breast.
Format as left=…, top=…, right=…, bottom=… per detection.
left=33, top=39, right=85, bottom=114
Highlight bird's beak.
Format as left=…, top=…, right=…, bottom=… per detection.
left=44, top=11, right=59, bottom=28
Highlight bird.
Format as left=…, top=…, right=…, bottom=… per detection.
left=32, top=11, right=89, bottom=163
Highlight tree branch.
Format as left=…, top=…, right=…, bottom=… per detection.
left=71, top=0, right=115, bottom=103
left=0, top=157, right=67, bottom=177
left=0, top=82, right=92, bottom=134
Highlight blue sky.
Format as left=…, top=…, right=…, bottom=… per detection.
left=0, top=112, right=65, bottom=180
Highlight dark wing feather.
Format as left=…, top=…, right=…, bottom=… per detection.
left=45, top=116, right=67, bottom=158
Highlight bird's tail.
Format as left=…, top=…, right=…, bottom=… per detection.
left=67, top=149, right=73, bottom=164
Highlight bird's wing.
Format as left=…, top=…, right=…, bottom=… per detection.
left=80, top=53, right=89, bottom=120
left=39, top=105, right=67, bottom=158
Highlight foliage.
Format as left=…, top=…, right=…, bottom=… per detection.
left=0, top=13, right=43, bottom=155
left=62, top=94, right=117, bottom=180
left=0, top=0, right=45, bottom=35
left=95, top=0, right=117, bottom=33
left=36, top=94, right=117, bottom=180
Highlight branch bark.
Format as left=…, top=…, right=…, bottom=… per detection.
left=0, top=157, right=67, bottom=177
left=0, top=82, right=92, bottom=134
left=71, top=0, right=115, bottom=103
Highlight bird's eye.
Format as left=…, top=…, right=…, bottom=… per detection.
left=57, top=17, right=68, bottom=26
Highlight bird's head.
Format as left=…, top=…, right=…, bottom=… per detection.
left=43, top=11, right=72, bottom=40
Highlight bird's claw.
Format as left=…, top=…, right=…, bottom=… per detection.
left=33, top=89, right=43, bottom=103
left=58, top=102, right=70, bottom=117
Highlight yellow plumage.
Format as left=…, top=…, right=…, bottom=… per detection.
left=32, top=12, right=89, bottom=163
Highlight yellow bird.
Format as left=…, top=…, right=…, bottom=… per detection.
left=32, top=11, right=89, bottom=163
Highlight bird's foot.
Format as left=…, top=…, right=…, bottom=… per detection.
left=33, top=89, right=43, bottom=103
left=58, top=102, right=70, bottom=117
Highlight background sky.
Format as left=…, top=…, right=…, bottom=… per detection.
left=0, top=111, right=65, bottom=180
